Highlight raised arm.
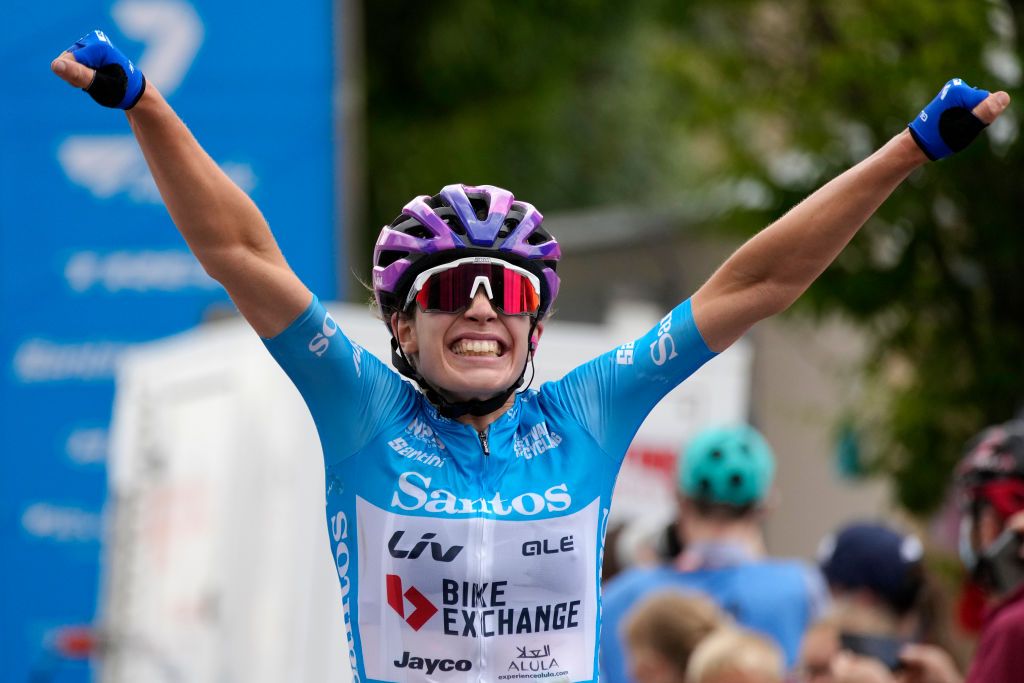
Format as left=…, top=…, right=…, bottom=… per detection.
left=51, top=32, right=310, bottom=337
left=691, top=81, right=1010, bottom=352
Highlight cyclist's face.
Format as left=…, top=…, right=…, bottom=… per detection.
left=395, top=290, right=539, bottom=403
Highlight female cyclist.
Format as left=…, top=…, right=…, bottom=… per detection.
left=52, top=31, right=1008, bottom=683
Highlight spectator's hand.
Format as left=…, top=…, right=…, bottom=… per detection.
left=51, top=30, right=146, bottom=109
left=832, top=651, right=897, bottom=683
left=907, top=78, right=1010, bottom=160
left=896, top=644, right=962, bottom=683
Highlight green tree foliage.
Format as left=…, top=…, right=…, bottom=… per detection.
left=364, top=0, right=1024, bottom=514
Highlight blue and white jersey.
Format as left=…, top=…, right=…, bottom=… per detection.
left=263, top=295, right=715, bottom=683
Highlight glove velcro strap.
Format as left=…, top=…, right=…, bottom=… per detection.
left=85, top=64, right=146, bottom=110
left=939, top=107, right=988, bottom=154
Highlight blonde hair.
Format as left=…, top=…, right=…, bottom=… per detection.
left=623, top=590, right=725, bottom=676
left=686, top=627, right=785, bottom=683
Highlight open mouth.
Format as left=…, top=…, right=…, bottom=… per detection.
left=449, top=338, right=506, bottom=357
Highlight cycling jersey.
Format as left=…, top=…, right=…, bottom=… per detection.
left=262, top=295, right=715, bottom=682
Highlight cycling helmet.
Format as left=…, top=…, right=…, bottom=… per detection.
left=373, top=184, right=561, bottom=331
left=956, top=419, right=1024, bottom=521
left=371, top=184, right=561, bottom=418
left=678, top=425, right=776, bottom=507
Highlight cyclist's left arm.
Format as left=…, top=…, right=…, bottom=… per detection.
left=692, top=87, right=1008, bottom=352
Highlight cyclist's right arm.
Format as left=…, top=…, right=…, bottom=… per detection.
left=51, top=48, right=310, bottom=338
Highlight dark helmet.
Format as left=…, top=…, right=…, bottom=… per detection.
left=955, top=420, right=1024, bottom=520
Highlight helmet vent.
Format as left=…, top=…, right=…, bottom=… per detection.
left=699, top=478, right=712, bottom=494
left=469, top=197, right=488, bottom=220
left=526, top=229, right=551, bottom=246
left=389, top=214, right=417, bottom=229
left=710, top=449, right=723, bottom=460
left=730, top=473, right=744, bottom=487
left=437, top=208, right=467, bottom=235
left=377, top=250, right=408, bottom=268
left=403, top=225, right=433, bottom=239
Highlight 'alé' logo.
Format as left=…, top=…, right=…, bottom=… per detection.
left=522, top=535, right=574, bottom=557
left=388, top=530, right=463, bottom=562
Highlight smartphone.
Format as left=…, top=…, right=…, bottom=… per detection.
left=839, top=632, right=907, bottom=672
left=980, top=528, right=1024, bottom=595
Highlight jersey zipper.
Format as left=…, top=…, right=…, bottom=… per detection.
left=475, top=425, right=490, bottom=679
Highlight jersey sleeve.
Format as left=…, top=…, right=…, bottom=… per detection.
left=542, top=298, right=715, bottom=460
left=261, top=295, right=414, bottom=464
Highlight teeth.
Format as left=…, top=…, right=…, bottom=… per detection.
left=452, top=339, right=501, bottom=356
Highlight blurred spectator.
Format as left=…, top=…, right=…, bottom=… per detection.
left=797, top=616, right=961, bottom=683
left=603, top=522, right=630, bottom=583
left=954, top=418, right=1024, bottom=683
left=685, top=626, right=785, bottom=683
left=601, top=425, right=827, bottom=682
left=622, top=590, right=725, bottom=683
left=798, top=617, right=842, bottom=683
left=618, top=513, right=678, bottom=570
left=817, top=522, right=925, bottom=642
left=803, top=521, right=962, bottom=683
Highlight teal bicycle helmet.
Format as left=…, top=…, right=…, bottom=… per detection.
left=678, top=425, right=776, bottom=507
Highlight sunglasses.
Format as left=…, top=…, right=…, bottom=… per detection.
left=404, top=257, right=542, bottom=316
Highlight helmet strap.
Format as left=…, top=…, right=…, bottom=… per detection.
left=389, top=318, right=539, bottom=419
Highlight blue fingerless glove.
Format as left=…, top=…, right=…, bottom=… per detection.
left=908, top=78, right=990, bottom=161
left=66, top=30, right=146, bottom=110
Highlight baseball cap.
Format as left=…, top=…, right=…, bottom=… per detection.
left=817, top=522, right=924, bottom=615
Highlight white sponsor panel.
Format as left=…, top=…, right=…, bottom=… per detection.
left=357, top=496, right=600, bottom=682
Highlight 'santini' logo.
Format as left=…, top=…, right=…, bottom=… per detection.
left=386, top=574, right=438, bottom=631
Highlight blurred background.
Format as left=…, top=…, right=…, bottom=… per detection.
left=3, top=0, right=1023, bottom=681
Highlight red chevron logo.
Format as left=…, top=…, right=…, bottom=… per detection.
left=386, top=574, right=438, bottom=631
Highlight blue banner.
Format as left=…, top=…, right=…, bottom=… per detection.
left=2, top=1, right=338, bottom=679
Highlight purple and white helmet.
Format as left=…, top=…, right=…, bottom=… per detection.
left=373, top=184, right=561, bottom=332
